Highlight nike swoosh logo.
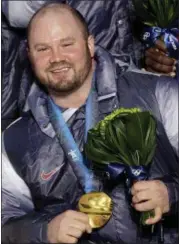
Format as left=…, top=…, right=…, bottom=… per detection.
left=41, top=166, right=61, bottom=181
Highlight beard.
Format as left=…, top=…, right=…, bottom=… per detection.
left=35, top=45, right=92, bottom=94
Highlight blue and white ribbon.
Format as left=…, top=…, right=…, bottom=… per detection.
left=106, top=163, right=149, bottom=197
left=47, top=89, right=100, bottom=193
left=142, top=26, right=179, bottom=59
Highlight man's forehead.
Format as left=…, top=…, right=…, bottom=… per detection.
left=32, top=17, right=79, bottom=39
left=32, top=8, right=75, bottom=27
left=28, top=5, right=86, bottom=45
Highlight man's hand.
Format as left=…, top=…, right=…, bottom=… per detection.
left=145, top=40, right=176, bottom=77
left=131, top=180, right=170, bottom=225
left=47, top=210, right=92, bottom=243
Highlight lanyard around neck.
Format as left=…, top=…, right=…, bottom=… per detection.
left=47, top=88, right=99, bottom=193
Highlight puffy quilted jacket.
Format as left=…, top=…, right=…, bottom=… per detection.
left=1, top=14, right=24, bottom=130
left=2, top=47, right=179, bottom=244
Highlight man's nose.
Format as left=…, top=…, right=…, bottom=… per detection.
left=49, top=48, right=65, bottom=63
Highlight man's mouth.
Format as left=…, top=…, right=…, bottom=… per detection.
left=50, top=67, right=71, bottom=73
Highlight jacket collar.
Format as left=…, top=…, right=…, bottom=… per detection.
left=24, top=46, right=122, bottom=138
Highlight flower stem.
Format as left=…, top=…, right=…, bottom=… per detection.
left=140, top=209, right=155, bottom=232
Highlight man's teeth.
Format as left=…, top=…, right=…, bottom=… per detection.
left=52, top=67, right=69, bottom=72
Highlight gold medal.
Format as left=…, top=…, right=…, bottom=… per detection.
left=78, top=192, right=112, bottom=228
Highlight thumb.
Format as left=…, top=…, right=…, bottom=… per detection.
left=145, top=207, right=162, bottom=225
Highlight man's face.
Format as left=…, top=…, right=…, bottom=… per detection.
left=28, top=10, right=94, bottom=93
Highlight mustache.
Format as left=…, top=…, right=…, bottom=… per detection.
left=47, top=61, right=72, bottom=71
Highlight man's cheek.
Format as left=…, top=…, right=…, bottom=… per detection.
left=33, top=53, right=49, bottom=63
left=66, top=49, right=83, bottom=60
left=34, top=59, right=48, bottom=70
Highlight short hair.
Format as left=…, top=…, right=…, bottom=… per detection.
left=27, top=2, right=90, bottom=46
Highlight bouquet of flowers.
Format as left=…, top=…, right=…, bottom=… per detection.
left=85, top=108, right=157, bottom=225
left=132, top=0, right=179, bottom=59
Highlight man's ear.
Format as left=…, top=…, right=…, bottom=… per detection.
left=87, top=35, right=95, bottom=58
left=26, top=40, right=32, bottom=60
left=26, top=44, right=30, bottom=59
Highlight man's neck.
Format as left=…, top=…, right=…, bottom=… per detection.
left=49, top=67, right=94, bottom=109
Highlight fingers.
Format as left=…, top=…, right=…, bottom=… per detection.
left=146, top=48, right=175, bottom=66
left=70, top=219, right=92, bottom=234
left=68, top=211, right=92, bottom=233
left=62, top=236, right=78, bottom=244
left=155, top=39, right=167, bottom=53
left=56, top=213, right=91, bottom=244
left=131, top=181, right=168, bottom=227
left=132, top=190, right=150, bottom=204
left=145, top=207, right=162, bottom=225
left=131, top=181, right=158, bottom=211
left=68, top=226, right=84, bottom=238
left=48, top=210, right=91, bottom=243
left=67, top=210, right=90, bottom=224
left=145, top=66, right=176, bottom=77
left=131, top=181, right=150, bottom=195
left=145, top=55, right=174, bottom=73
left=86, top=225, right=92, bottom=234
left=63, top=217, right=91, bottom=243
left=145, top=44, right=176, bottom=75
left=65, top=210, right=92, bottom=234
left=134, top=199, right=154, bottom=212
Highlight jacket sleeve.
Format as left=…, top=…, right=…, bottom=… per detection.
left=155, top=76, right=179, bottom=215
left=1, top=16, right=24, bottom=131
left=2, top=154, right=72, bottom=244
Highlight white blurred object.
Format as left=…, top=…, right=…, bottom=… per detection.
left=2, top=1, right=47, bottom=28
left=2, top=153, right=34, bottom=225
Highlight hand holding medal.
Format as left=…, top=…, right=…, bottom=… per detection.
left=78, top=192, right=112, bottom=228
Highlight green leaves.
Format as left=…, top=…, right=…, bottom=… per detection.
left=124, top=112, right=156, bottom=165
left=132, top=0, right=179, bottom=28
left=85, top=108, right=157, bottom=168
left=85, top=130, right=120, bottom=164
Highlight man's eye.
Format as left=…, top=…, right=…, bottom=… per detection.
left=63, top=43, right=73, bottom=47
left=37, top=48, right=48, bottom=52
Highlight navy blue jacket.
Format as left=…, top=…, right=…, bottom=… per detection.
left=2, top=47, right=179, bottom=244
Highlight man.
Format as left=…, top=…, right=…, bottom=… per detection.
left=2, top=0, right=177, bottom=131
left=2, top=3, right=179, bottom=244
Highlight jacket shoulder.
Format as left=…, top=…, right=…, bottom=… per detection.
left=116, top=70, right=164, bottom=122
left=120, top=70, right=159, bottom=89
left=4, top=112, right=32, bottom=144
left=3, top=113, right=36, bottom=176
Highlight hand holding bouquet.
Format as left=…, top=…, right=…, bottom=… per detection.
left=132, top=0, right=179, bottom=60
left=85, top=108, right=157, bottom=225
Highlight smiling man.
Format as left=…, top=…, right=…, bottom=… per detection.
left=27, top=5, right=94, bottom=101
left=2, top=3, right=178, bottom=244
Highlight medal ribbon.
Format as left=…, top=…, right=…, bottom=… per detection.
left=47, top=88, right=100, bottom=193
